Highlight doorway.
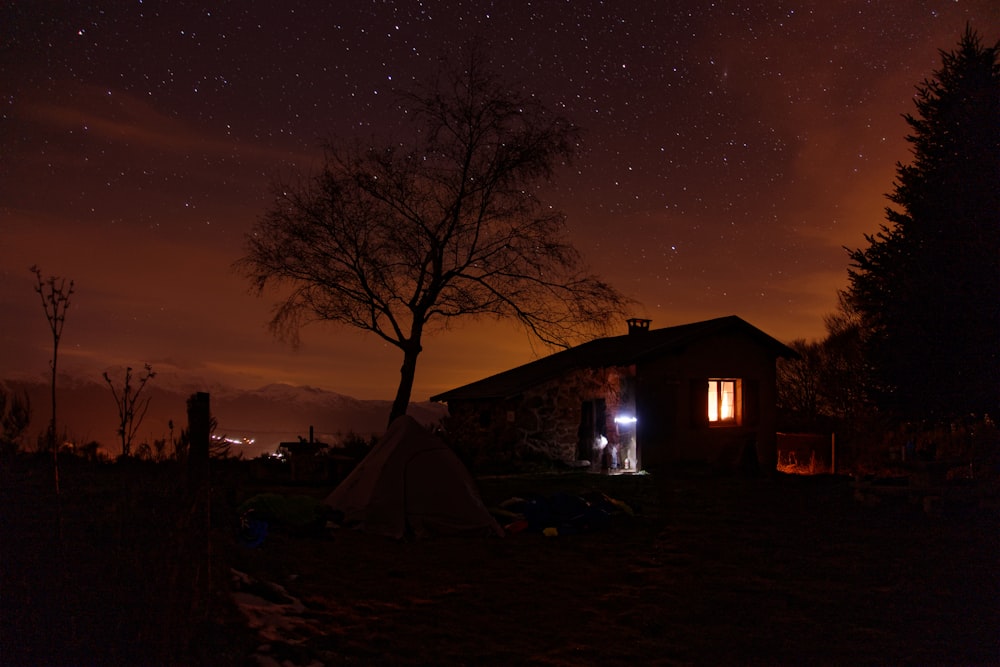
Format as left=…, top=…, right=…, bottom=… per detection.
left=576, top=398, right=606, bottom=464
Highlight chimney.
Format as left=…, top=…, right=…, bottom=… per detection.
left=626, top=318, right=651, bottom=335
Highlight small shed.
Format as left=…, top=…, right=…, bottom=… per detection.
left=431, top=316, right=796, bottom=473
left=277, top=431, right=330, bottom=482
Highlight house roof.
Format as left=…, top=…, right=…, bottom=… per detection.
left=430, top=315, right=796, bottom=402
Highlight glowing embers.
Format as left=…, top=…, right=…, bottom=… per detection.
left=708, top=378, right=741, bottom=424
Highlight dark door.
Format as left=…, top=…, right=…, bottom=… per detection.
left=576, top=398, right=607, bottom=463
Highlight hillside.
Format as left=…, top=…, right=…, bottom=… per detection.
left=0, top=376, right=448, bottom=458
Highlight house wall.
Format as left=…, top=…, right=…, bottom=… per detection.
left=444, top=366, right=631, bottom=467
left=443, top=330, right=781, bottom=474
left=635, top=332, right=779, bottom=472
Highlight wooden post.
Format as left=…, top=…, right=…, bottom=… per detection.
left=187, top=392, right=210, bottom=483
left=185, top=391, right=211, bottom=619
left=831, top=432, right=836, bottom=475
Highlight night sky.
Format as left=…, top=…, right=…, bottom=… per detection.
left=3, top=2, right=998, bottom=401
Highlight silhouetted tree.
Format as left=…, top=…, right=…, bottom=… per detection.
left=820, top=294, right=877, bottom=428
left=152, top=437, right=167, bottom=462
left=776, top=339, right=824, bottom=430
left=237, top=49, right=629, bottom=423
left=31, top=265, right=74, bottom=493
left=777, top=292, right=890, bottom=465
left=0, top=386, right=31, bottom=460
left=169, top=419, right=189, bottom=463
left=846, top=27, right=1000, bottom=422
left=103, top=363, right=156, bottom=458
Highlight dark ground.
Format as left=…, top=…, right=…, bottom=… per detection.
left=2, top=456, right=998, bottom=666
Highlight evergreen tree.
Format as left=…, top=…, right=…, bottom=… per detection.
left=846, top=27, right=1000, bottom=422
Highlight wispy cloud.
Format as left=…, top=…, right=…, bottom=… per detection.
left=22, top=82, right=316, bottom=165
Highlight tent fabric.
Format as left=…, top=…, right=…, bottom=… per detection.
left=324, top=415, right=504, bottom=539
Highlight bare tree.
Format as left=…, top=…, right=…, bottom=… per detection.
left=102, top=364, right=156, bottom=459
left=237, top=50, right=630, bottom=423
left=776, top=339, right=824, bottom=429
left=32, top=265, right=74, bottom=494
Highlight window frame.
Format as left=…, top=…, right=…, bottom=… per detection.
left=707, top=378, right=742, bottom=427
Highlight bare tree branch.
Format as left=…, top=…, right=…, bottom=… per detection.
left=103, top=364, right=156, bottom=458
left=235, top=47, right=632, bottom=423
left=31, top=265, right=74, bottom=495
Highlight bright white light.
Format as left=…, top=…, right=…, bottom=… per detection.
left=614, top=415, right=637, bottom=424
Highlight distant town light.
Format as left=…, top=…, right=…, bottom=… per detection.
left=211, top=434, right=255, bottom=447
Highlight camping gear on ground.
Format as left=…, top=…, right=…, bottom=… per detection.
left=237, top=493, right=334, bottom=545
left=238, top=510, right=270, bottom=548
left=496, top=490, right=633, bottom=535
left=323, top=415, right=504, bottom=539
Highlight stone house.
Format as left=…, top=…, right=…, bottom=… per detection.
left=430, top=316, right=796, bottom=473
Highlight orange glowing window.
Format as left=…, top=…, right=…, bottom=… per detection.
left=708, top=379, right=741, bottom=425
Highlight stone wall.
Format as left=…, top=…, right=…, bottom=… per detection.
left=444, top=365, right=631, bottom=467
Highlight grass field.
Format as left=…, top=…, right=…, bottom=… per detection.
left=2, top=457, right=997, bottom=666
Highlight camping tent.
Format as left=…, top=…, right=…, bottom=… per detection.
left=324, top=415, right=504, bottom=539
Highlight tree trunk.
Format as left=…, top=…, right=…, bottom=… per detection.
left=50, top=350, right=59, bottom=495
left=388, top=343, right=421, bottom=426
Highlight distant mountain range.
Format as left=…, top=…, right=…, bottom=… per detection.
left=0, top=375, right=449, bottom=459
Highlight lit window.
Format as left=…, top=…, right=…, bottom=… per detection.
left=708, top=379, right=741, bottom=424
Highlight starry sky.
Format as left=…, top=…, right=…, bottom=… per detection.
left=2, top=1, right=998, bottom=401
